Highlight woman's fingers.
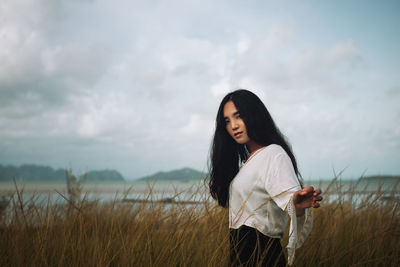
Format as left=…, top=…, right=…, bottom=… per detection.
left=311, top=194, right=323, bottom=208
left=313, top=188, right=322, bottom=196
left=303, top=186, right=315, bottom=194
left=294, top=187, right=323, bottom=209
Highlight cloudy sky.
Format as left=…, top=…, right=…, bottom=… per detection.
left=1, top=0, right=399, bottom=180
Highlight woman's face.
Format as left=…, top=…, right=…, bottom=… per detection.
left=223, top=101, right=251, bottom=145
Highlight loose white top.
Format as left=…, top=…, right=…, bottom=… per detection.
left=229, top=144, right=312, bottom=265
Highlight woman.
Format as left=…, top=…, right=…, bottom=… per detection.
left=209, top=89, right=322, bottom=266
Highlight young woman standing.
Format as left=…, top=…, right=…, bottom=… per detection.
left=209, top=89, right=322, bottom=266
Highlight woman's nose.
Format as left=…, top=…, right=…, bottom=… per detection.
left=231, top=120, right=239, bottom=130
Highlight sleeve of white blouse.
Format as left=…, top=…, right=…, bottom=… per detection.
left=265, top=151, right=313, bottom=265
left=265, top=152, right=301, bottom=210
left=286, top=199, right=313, bottom=265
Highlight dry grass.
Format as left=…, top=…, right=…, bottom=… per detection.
left=0, top=178, right=399, bottom=267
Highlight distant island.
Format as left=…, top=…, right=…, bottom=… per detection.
left=136, top=169, right=400, bottom=183
left=136, top=167, right=207, bottom=182
left=0, top=164, right=125, bottom=182
left=1, top=163, right=398, bottom=184
left=359, top=175, right=400, bottom=182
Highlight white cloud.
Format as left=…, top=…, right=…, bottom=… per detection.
left=0, top=0, right=62, bottom=81
left=0, top=0, right=111, bottom=113
left=325, top=39, right=362, bottom=67
left=181, top=114, right=214, bottom=138
left=211, top=78, right=231, bottom=97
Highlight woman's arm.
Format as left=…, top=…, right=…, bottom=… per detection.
left=293, top=186, right=322, bottom=216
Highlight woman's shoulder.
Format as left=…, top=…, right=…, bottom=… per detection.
left=262, top=144, right=286, bottom=156
left=253, top=144, right=287, bottom=164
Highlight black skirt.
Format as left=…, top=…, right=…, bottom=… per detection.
left=229, top=225, right=286, bottom=267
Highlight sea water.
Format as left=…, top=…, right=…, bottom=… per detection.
left=1, top=178, right=399, bottom=212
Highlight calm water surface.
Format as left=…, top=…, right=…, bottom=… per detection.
left=1, top=179, right=399, bottom=209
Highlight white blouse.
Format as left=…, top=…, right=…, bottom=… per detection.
left=229, top=144, right=312, bottom=265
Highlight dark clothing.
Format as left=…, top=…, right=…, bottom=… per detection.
left=230, top=225, right=286, bottom=267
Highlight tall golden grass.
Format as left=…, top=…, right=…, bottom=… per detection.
left=0, top=178, right=399, bottom=267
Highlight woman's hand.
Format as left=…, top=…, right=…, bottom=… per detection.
left=293, top=186, right=322, bottom=216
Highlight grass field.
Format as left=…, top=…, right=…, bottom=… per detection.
left=0, top=178, right=399, bottom=266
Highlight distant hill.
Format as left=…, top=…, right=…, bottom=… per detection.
left=85, top=170, right=125, bottom=182
left=0, top=164, right=125, bottom=182
left=360, top=175, right=400, bottom=182
left=137, top=167, right=207, bottom=182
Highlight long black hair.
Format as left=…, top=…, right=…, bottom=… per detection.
left=209, top=89, right=301, bottom=207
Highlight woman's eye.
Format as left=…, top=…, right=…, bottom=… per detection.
left=225, top=120, right=230, bottom=124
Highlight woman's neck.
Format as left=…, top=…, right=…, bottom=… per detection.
left=246, top=141, right=264, bottom=157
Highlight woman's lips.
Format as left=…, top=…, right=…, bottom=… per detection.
left=234, top=132, right=243, bottom=138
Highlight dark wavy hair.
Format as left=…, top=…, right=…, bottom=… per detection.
left=208, top=89, right=301, bottom=207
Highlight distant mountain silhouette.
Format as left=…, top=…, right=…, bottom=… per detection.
left=0, top=164, right=125, bottom=182
left=85, top=170, right=125, bottom=182
left=359, top=175, right=400, bottom=182
left=137, top=167, right=207, bottom=182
